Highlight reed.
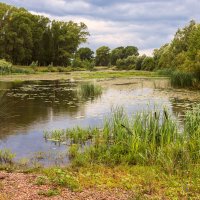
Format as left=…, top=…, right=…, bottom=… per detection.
left=44, top=104, right=200, bottom=173
left=78, top=82, right=102, bottom=99
left=170, top=71, right=194, bottom=88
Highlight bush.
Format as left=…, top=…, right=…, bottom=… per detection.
left=116, top=55, right=136, bottom=70
left=0, top=59, right=12, bottom=75
left=71, top=58, right=94, bottom=70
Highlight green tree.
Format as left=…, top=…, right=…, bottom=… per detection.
left=110, top=47, right=124, bottom=65
left=0, top=3, right=89, bottom=66
left=95, top=46, right=110, bottom=66
left=76, top=47, right=94, bottom=61
left=141, top=57, right=155, bottom=71
left=124, top=46, right=139, bottom=58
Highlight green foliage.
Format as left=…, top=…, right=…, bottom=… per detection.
left=110, top=46, right=139, bottom=65
left=72, top=58, right=94, bottom=71
left=116, top=55, right=137, bottom=70
left=76, top=47, right=94, bottom=61
left=95, top=46, right=110, bottom=66
left=44, top=104, right=200, bottom=173
left=171, top=71, right=194, bottom=87
left=154, top=21, right=200, bottom=77
left=34, top=176, right=48, bottom=186
left=135, top=55, right=146, bottom=70
left=43, top=168, right=80, bottom=191
left=0, top=59, right=12, bottom=75
left=0, top=3, right=89, bottom=66
left=141, top=57, right=155, bottom=71
left=78, top=82, right=102, bottom=98
left=38, top=189, right=60, bottom=197
left=0, top=149, right=15, bottom=164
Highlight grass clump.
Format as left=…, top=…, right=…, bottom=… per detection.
left=43, top=168, right=80, bottom=191
left=78, top=82, right=102, bottom=99
left=0, top=149, right=15, bottom=164
left=170, top=71, right=195, bottom=88
left=38, top=189, right=60, bottom=197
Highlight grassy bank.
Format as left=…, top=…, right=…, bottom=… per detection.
left=1, top=105, right=200, bottom=199
left=44, top=105, right=200, bottom=170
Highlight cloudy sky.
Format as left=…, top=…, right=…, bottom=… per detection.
left=1, top=0, right=200, bottom=55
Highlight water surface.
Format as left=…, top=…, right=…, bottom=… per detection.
left=0, top=78, right=199, bottom=164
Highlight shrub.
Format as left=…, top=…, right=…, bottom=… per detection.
left=0, top=59, right=12, bottom=75
left=0, top=149, right=15, bottom=164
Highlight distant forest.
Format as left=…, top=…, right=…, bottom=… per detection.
left=0, top=2, right=200, bottom=77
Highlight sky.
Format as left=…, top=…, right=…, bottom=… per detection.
left=1, top=0, right=200, bottom=55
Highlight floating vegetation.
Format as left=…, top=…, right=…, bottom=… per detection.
left=44, top=104, right=200, bottom=173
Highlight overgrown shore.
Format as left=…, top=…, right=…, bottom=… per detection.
left=0, top=105, right=200, bottom=199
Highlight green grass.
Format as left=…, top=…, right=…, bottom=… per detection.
left=38, top=189, right=60, bottom=197
left=171, top=71, right=195, bottom=88
left=78, top=82, right=102, bottom=99
left=44, top=104, right=200, bottom=172
left=73, top=70, right=158, bottom=79
left=40, top=105, right=200, bottom=198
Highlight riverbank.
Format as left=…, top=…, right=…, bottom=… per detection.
left=0, top=70, right=161, bottom=82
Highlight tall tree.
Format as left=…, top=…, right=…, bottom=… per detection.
left=95, top=46, right=110, bottom=66
left=76, top=47, right=94, bottom=61
left=0, top=3, right=89, bottom=66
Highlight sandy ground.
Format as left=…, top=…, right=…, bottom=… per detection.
left=0, top=172, right=132, bottom=200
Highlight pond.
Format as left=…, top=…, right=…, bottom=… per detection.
left=0, top=78, right=200, bottom=165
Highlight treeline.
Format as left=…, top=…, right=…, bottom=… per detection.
left=154, top=20, right=200, bottom=77
left=0, top=3, right=89, bottom=66
left=75, top=45, right=154, bottom=71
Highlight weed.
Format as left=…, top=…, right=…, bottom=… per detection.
left=38, top=189, right=60, bottom=197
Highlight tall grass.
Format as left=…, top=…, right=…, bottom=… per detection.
left=44, top=104, right=200, bottom=173
left=78, top=82, right=102, bottom=99
left=170, top=71, right=194, bottom=88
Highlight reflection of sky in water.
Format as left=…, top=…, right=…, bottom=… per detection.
left=0, top=79, right=198, bottom=161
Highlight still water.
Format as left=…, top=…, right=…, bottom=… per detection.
left=0, top=78, right=199, bottom=163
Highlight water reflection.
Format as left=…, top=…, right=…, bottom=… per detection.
left=0, top=78, right=199, bottom=161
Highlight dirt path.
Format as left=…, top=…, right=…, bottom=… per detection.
left=0, top=172, right=132, bottom=200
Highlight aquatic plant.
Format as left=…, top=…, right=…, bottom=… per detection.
left=170, top=71, right=194, bottom=88
left=78, top=82, right=102, bottom=99
left=44, top=104, right=200, bottom=173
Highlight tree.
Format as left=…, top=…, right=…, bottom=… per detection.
left=141, top=57, right=155, bottom=71
left=110, top=47, right=124, bottom=65
left=76, top=47, right=94, bottom=61
left=124, top=46, right=139, bottom=58
left=116, top=55, right=137, bottom=70
left=95, top=46, right=110, bottom=66
left=0, top=2, right=89, bottom=66
left=135, top=55, right=146, bottom=70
